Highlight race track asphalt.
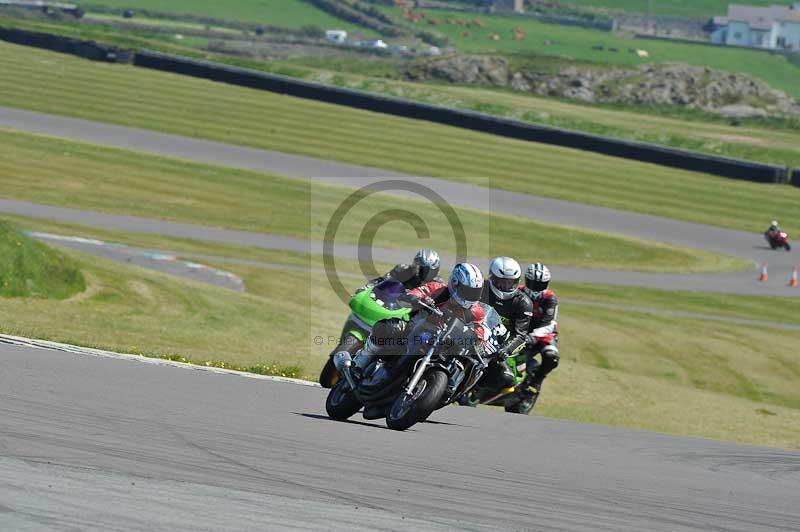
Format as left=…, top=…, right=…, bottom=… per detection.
left=1, top=343, right=799, bottom=532
left=1, top=106, right=798, bottom=296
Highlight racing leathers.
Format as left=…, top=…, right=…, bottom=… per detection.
left=520, top=286, right=560, bottom=388
left=367, top=263, right=441, bottom=290
left=479, top=286, right=533, bottom=389
left=353, top=280, right=487, bottom=377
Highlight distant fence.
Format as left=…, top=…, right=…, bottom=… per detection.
left=0, top=27, right=791, bottom=184
left=134, top=51, right=790, bottom=184
left=0, top=27, right=132, bottom=63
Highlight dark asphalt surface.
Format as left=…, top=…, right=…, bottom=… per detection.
left=1, top=106, right=799, bottom=295
left=1, top=344, right=798, bottom=532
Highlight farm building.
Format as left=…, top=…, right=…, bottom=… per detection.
left=709, top=3, right=800, bottom=51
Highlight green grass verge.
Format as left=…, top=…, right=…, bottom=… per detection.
left=11, top=213, right=800, bottom=329
left=4, top=17, right=800, bottom=169
left=381, top=6, right=800, bottom=98
left=4, top=238, right=795, bottom=449
left=8, top=4, right=800, bottom=170
left=0, top=128, right=746, bottom=273
left=1, top=42, right=797, bottom=238
left=563, top=1, right=776, bottom=18
left=84, top=0, right=372, bottom=33
left=0, top=220, right=84, bottom=298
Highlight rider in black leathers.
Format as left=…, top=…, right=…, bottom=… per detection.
left=478, top=257, right=533, bottom=390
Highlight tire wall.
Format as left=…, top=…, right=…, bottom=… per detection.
left=0, top=27, right=132, bottom=63
left=133, top=51, right=790, bottom=184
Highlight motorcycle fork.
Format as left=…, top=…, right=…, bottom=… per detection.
left=404, top=345, right=436, bottom=395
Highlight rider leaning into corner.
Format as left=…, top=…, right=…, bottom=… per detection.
left=319, top=249, right=442, bottom=388
left=351, top=263, right=488, bottom=419
left=766, top=220, right=781, bottom=239
left=368, top=248, right=442, bottom=289
left=479, top=257, right=533, bottom=391
left=517, top=262, right=560, bottom=412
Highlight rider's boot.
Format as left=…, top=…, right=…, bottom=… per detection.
left=516, top=377, right=542, bottom=415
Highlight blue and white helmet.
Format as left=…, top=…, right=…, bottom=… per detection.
left=448, top=263, right=484, bottom=309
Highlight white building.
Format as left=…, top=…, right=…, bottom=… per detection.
left=710, top=3, right=800, bottom=51
left=325, top=30, right=347, bottom=44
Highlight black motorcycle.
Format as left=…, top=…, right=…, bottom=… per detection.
left=325, top=293, right=488, bottom=431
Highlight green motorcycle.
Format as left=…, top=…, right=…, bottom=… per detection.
left=318, top=280, right=411, bottom=388
left=457, top=306, right=540, bottom=414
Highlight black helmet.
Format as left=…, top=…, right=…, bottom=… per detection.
left=524, top=263, right=551, bottom=293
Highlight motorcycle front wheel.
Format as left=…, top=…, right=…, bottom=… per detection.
left=386, top=370, right=448, bottom=431
left=325, top=381, right=362, bottom=421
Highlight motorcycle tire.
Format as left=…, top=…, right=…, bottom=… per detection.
left=504, top=392, right=537, bottom=415
left=325, top=381, right=362, bottom=421
left=386, top=370, right=448, bottom=431
left=318, top=357, right=340, bottom=389
left=786, top=244, right=792, bottom=252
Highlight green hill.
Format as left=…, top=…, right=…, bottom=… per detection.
left=0, top=221, right=85, bottom=299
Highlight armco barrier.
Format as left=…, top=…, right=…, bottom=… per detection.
left=0, top=27, right=132, bottom=63
left=792, top=168, right=800, bottom=187
left=133, top=51, right=789, bottom=184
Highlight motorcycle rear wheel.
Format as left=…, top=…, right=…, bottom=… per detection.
left=386, top=370, right=448, bottom=431
left=325, top=381, right=362, bottom=421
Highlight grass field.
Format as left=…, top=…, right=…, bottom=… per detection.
left=564, top=0, right=778, bottom=18
left=1, top=42, right=798, bottom=237
left=0, top=221, right=84, bottom=298
left=384, top=6, right=800, bottom=98
left=5, top=17, right=800, bottom=169
left=0, top=128, right=744, bottom=272
left=84, top=0, right=371, bottom=33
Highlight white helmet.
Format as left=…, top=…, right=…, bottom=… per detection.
left=771, top=220, right=779, bottom=227
left=524, top=263, right=551, bottom=294
left=488, top=256, right=521, bottom=300
left=448, top=263, right=484, bottom=309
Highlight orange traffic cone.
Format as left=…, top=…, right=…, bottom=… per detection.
left=789, top=265, right=798, bottom=288
left=759, top=262, right=768, bottom=282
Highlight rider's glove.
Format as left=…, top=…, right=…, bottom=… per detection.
left=496, top=346, right=511, bottom=361
left=411, top=296, right=436, bottom=311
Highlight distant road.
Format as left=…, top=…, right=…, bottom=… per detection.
left=1, top=342, right=798, bottom=532
left=1, top=106, right=798, bottom=296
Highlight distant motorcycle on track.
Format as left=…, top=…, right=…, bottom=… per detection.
left=765, top=230, right=791, bottom=252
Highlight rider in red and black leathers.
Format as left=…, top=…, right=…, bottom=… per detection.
left=520, top=263, right=559, bottom=392
left=407, top=281, right=487, bottom=345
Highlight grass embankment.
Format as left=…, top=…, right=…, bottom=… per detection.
left=0, top=221, right=84, bottom=298
left=1, top=42, right=799, bottom=237
left=10, top=213, right=800, bottom=325
left=3, top=19, right=800, bottom=168
left=84, top=0, right=370, bottom=33
left=1, top=227, right=797, bottom=449
left=380, top=6, right=800, bottom=99
left=0, top=128, right=744, bottom=273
